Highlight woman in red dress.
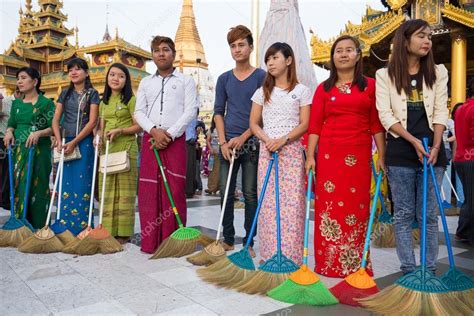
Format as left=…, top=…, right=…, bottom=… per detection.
left=306, top=35, right=386, bottom=277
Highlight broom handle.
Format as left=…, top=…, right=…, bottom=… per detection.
left=421, top=137, right=429, bottom=271
left=361, top=171, right=383, bottom=268
left=274, top=152, right=282, bottom=260
left=243, top=153, right=274, bottom=250
left=215, top=148, right=236, bottom=241
left=98, top=139, right=109, bottom=225
left=22, top=145, right=35, bottom=220
left=371, top=159, right=388, bottom=215
left=7, top=146, right=15, bottom=217
left=56, top=138, right=65, bottom=220
left=45, top=151, right=63, bottom=226
left=303, top=169, right=313, bottom=266
left=423, top=139, right=455, bottom=268
left=87, top=135, right=100, bottom=227
left=444, top=170, right=460, bottom=202
left=153, top=147, right=184, bottom=228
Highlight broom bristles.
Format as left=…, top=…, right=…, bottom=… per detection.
left=372, top=222, right=396, bottom=248
left=56, top=230, right=75, bottom=245
left=457, top=288, right=474, bottom=310
left=18, top=234, right=64, bottom=253
left=150, top=236, right=199, bottom=259
left=73, top=234, right=122, bottom=256
left=0, top=226, right=33, bottom=247
left=186, top=242, right=226, bottom=266
left=197, top=234, right=215, bottom=247
left=62, top=237, right=81, bottom=254
left=197, top=257, right=256, bottom=289
left=330, top=280, right=379, bottom=306
left=236, top=270, right=290, bottom=295
left=358, top=284, right=473, bottom=315
left=268, top=279, right=339, bottom=306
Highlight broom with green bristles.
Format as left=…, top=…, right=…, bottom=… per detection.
left=186, top=149, right=236, bottom=266
left=329, top=170, right=382, bottom=306
left=18, top=147, right=65, bottom=253
left=267, top=169, right=338, bottom=305
left=424, top=140, right=474, bottom=310
left=358, top=138, right=472, bottom=315
left=237, top=152, right=299, bottom=295
left=0, top=146, right=33, bottom=247
left=197, top=154, right=275, bottom=288
left=150, top=147, right=213, bottom=259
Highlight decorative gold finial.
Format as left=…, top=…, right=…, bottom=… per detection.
left=25, top=0, right=32, bottom=12
left=115, top=27, right=119, bottom=40
left=75, top=26, right=79, bottom=48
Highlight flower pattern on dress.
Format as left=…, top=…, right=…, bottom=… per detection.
left=339, top=249, right=362, bottom=275
left=345, top=214, right=357, bottom=226
left=344, top=154, right=357, bottom=167
left=320, top=211, right=342, bottom=242
left=324, top=180, right=335, bottom=193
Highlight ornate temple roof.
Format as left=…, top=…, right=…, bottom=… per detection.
left=310, top=1, right=474, bottom=67
left=174, top=0, right=209, bottom=69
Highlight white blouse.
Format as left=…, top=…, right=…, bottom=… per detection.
left=251, top=83, right=312, bottom=139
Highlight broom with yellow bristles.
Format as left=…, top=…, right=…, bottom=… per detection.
left=62, top=135, right=100, bottom=254
left=197, top=154, right=275, bottom=288
left=149, top=147, right=213, bottom=259
left=72, top=139, right=122, bottom=255
left=187, top=149, right=236, bottom=266
left=0, top=146, right=33, bottom=247
left=236, top=152, right=299, bottom=295
left=18, top=147, right=65, bottom=253
left=358, top=138, right=472, bottom=315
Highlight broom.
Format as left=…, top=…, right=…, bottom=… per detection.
left=358, top=138, right=472, bottom=315
left=149, top=147, right=213, bottom=259
left=62, top=135, right=100, bottom=254
left=371, top=161, right=396, bottom=248
left=197, top=155, right=275, bottom=288
left=73, top=139, right=123, bottom=255
left=425, top=140, right=474, bottom=310
left=50, top=138, right=75, bottom=245
left=18, top=148, right=65, bottom=253
left=267, top=170, right=339, bottom=305
left=0, top=146, right=33, bottom=247
left=329, top=170, right=382, bottom=306
left=237, top=152, right=299, bottom=295
left=186, top=149, right=236, bottom=266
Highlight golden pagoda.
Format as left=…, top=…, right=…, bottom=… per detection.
left=0, top=0, right=151, bottom=98
left=310, top=0, right=474, bottom=106
left=174, top=0, right=215, bottom=124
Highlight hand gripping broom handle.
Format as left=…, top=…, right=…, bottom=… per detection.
left=56, top=138, right=65, bottom=220
left=274, top=152, right=283, bottom=260
left=22, top=145, right=35, bottom=220
left=86, top=135, right=100, bottom=227
left=215, top=148, right=236, bottom=241
left=7, top=146, right=15, bottom=218
left=422, top=139, right=455, bottom=268
left=98, top=140, right=110, bottom=225
left=421, top=138, right=429, bottom=271
left=45, top=149, right=63, bottom=226
left=371, top=160, right=388, bottom=215
left=302, top=169, right=313, bottom=266
left=243, top=153, right=274, bottom=250
left=361, top=170, right=383, bottom=268
left=153, top=148, right=184, bottom=228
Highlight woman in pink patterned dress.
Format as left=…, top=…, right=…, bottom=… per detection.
left=249, top=42, right=311, bottom=265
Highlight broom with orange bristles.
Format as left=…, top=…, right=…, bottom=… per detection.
left=329, top=170, right=383, bottom=306
left=72, top=138, right=122, bottom=255
left=62, top=135, right=100, bottom=254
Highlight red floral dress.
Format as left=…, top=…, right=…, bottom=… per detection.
left=308, top=78, right=384, bottom=277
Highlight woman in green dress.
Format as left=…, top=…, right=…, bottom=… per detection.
left=3, top=67, right=55, bottom=229
left=97, top=63, right=141, bottom=244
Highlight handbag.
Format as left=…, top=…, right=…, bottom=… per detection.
left=53, top=89, right=92, bottom=163
left=99, top=150, right=130, bottom=175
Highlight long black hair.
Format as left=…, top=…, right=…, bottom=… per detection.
left=64, top=57, right=93, bottom=100
left=323, top=35, right=367, bottom=92
left=102, top=63, right=133, bottom=105
left=16, top=67, right=43, bottom=95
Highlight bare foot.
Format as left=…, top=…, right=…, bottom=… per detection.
left=221, top=242, right=234, bottom=251
left=248, top=246, right=256, bottom=258
left=116, top=237, right=130, bottom=245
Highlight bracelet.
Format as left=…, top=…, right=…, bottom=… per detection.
left=431, top=146, right=440, bottom=150
left=219, top=141, right=227, bottom=146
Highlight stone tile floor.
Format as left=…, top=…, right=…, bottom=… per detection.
left=1, top=179, right=472, bottom=315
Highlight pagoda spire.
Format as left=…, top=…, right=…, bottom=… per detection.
left=102, top=1, right=112, bottom=42
left=174, top=0, right=208, bottom=68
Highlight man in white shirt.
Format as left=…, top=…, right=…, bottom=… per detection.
left=134, top=36, right=198, bottom=253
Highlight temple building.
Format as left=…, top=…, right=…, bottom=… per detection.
left=173, top=0, right=215, bottom=124
left=0, top=0, right=151, bottom=98
left=310, top=0, right=474, bottom=107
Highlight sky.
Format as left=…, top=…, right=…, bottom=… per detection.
left=0, top=0, right=387, bottom=82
